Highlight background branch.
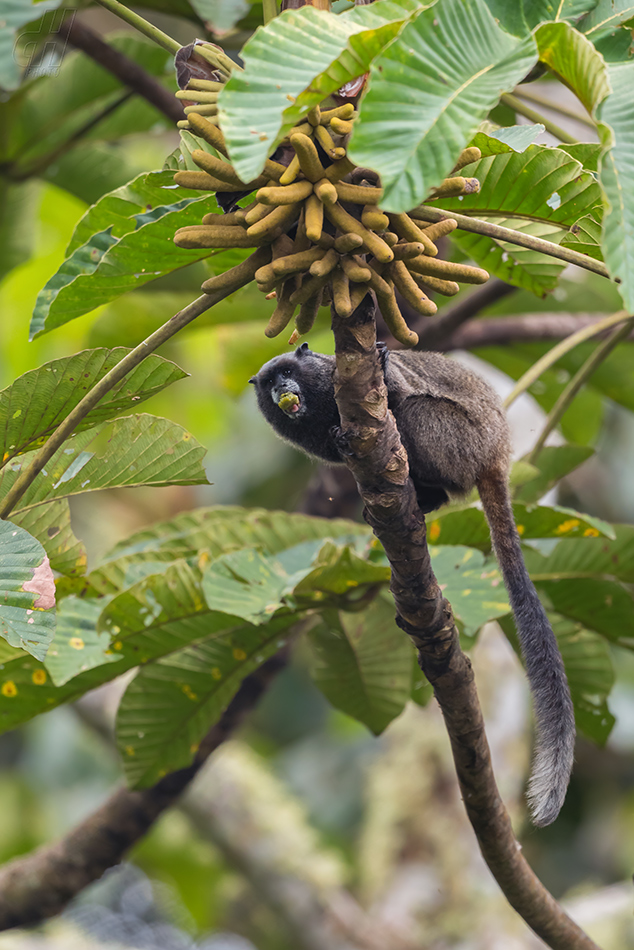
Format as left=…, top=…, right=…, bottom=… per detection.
left=329, top=295, right=600, bottom=950
left=0, top=654, right=287, bottom=930
left=59, top=16, right=185, bottom=123
left=434, top=312, right=634, bottom=351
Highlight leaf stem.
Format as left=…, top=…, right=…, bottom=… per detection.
left=93, top=0, right=181, bottom=54
left=263, top=0, right=278, bottom=22
left=410, top=206, right=612, bottom=280
left=500, top=92, right=578, bottom=144
left=527, top=315, right=634, bottom=463
left=0, top=254, right=263, bottom=520
left=503, top=309, right=629, bottom=409
left=513, top=87, right=596, bottom=130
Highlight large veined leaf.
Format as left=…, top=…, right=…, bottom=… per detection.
left=10, top=501, right=86, bottom=577
left=116, top=616, right=293, bottom=787
left=535, top=21, right=610, bottom=114
left=0, top=0, right=62, bottom=90
left=598, top=62, right=634, bottom=311
left=536, top=577, right=634, bottom=647
left=579, top=0, right=634, bottom=40
left=30, top=185, right=225, bottom=338
left=348, top=0, right=538, bottom=213
left=430, top=546, right=509, bottom=636
left=428, top=503, right=613, bottom=550
left=0, top=520, right=55, bottom=660
left=0, top=348, right=186, bottom=464
left=560, top=213, right=604, bottom=259
left=202, top=547, right=302, bottom=624
left=218, top=0, right=426, bottom=182
left=0, top=561, right=244, bottom=734
left=523, top=524, right=634, bottom=585
left=307, top=597, right=413, bottom=735
left=0, top=414, right=208, bottom=517
left=44, top=597, right=116, bottom=686
left=88, top=506, right=369, bottom=594
left=432, top=145, right=602, bottom=294
left=484, top=0, right=599, bottom=36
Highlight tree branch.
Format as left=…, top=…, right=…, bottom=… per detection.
left=407, top=278, right=516, bottom=349
left=432, top=312, right=634, bottom=351
left=500, top=93, right=578, bottom=144
left=0, top=654, right=286, bottom=930
left=58, top=16, right=185, bottom=123
left=329, top=295, right=600, bottom=950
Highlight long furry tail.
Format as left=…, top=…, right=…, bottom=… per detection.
left=477, top=468, right=575, bottom=826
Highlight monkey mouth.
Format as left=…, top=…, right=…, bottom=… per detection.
left=277, top=391, right=301, bottom=415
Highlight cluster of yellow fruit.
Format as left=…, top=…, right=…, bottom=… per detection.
left=173, top=92, right=489, bottom=346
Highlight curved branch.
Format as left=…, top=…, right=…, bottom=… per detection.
left=436, top=312, right=633, bottom=351
left=58, top=17, right=185, bottom=123
left=0, top=655, right=286, bottom=930
left=329, top=295, right=600, bottom=950
left=410, top=205, right=612, bottom=281
left=92, top=0, right=181, bottom=54
left=500, top=93, right=578, bottom=143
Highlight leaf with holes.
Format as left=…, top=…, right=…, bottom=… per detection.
left=10, top=501, right=86, bottom=577
left=0, top=520, right=55, bottom=661
left=430, top=546, right=509, bottom=636
left=44, top=597, right=116, bottom=686
left=348, top=0, right=537, bottom=212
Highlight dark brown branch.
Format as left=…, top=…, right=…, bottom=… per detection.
left=58, top=16, right=185, bottom=123
left=0, top=654, right=286, bottom=930
left=329, top=296, right=600, bottom=950
left=407, top=279, right=516, bottom=349
left=437, top=313, right=631, bottom=351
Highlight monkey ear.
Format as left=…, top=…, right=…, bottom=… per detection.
left=248, top=377, right=256, bottom=384
left=297, top=342, right=310, bottom=355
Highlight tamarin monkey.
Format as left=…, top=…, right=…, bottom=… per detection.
left=250, top=342, right=575, bottom=826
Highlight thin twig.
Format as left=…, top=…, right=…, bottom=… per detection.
left=410, top=205, right=612, bottom=281
left=0, top=251, right=268, bottom=520
left=504, top=309, right=629, bottom=408
left=58, top=16, right=185, bottom=123
left=93, top=0, right=180, bottom=54
left=527, top=316, right=634, bottom=463
left=513, top=87, right=596, bottom=130
left=500, top=93, right=578, bottom=144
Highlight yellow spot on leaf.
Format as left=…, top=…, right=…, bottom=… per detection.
left=428, top=520, right=441, bottom=542
left=555, top=519, right=580, bottom=535
left=125, top=746, right=135, bottom=756
left=113, top=641, right=123, bottom=651
left=182, top=432, right=191, bottom=441
left=233, top=647, right=247, bottom=661
left=190, top=742, right=200, bottom=755
left=69, top=637, right=84, bottom=650
left=32, top=670, right=46, bottom=686
left=182, top=683, right=198, bottom=701
left=211, top=667, right=222, bottom=680
left=463, top=589, right=472, bottom=596
left=1, top=681, right=17, bottom=697
left=584, top=527, right=600, bottom=537
left=516, top=524, right=525, bottom=536
left=2, top=452, right=8, bottom=463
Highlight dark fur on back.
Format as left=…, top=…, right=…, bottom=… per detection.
left=251, top=344, right=575, bottom=825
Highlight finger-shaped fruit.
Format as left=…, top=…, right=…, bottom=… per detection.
left=418, top=219, right=457, bottom=242
left=314, top=124, right=339, bottom=159
left=361, top=207, right=389, bottom=232
left=186, top=113, right=229, bottom=155
left=201, top=247, right=271, bottom=294
left=334, top=232, right=364, bottom=254
left=329, top=116, right=354, bottom=136
left=377, top=283, right=419, bottom=347
left=390, top=260, right=437, bottom=315
left=335, top=181, right=383, bottom=205
left=174, top=225, right=258, bottom=249
left=191, top=149, right=265, bottom=189
left=290, top=272, right=330, bottom=306
left=411, top=273, right=460, bottom=296
left=408, top=255, right=489, bottom=284
left=429, top=176, right=480, bottom=199
left=325, top=202, right=393, bottom=263
left=332, top=267, right=353, bottom=318
left=246, top=203, right=301, bottom=242
left=184, top=104, right=218, bottom=116
left=320, top=103, right=355, bottom=124
left=257, top=180, right=313, bottom=205
left=392, top=242, right=427, bottom=260
left=310, top=247, right=339, bottom=277
left=174, top=170, right=224, bottom=191
left=180, top=79, right=225, bottom=93
left=307, top=105, right=321, bottom=127
left=451, top=146, right=481, bottom=172
left=388, top=213, right=437, bottom=257
left=244, top=203, right=274, bottom=226
left=305, top=194, right=324, bottom=243
left=314, top=179, right=338, bottom=205
left=324, top=156, right=356, bottom=183
left=295, top=288, right=323, bottom=335
left=341, top=255, right=371, bottom=283
left=289, top=132, right=326, bottom=182
left=202, top=211, right=247, bottom=226
left=279, top=154, right=300, bottom=185
left=265, top=281, right=297, bottom=338
left=272, top=246, right=325, bottom=278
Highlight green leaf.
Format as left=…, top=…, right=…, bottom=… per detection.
left=513, top=445, right=595, bottom=503
left=537, top=577, right=634, bottom=647
left=559, top=618, right=614, bottom=745
left=88, top=506, right=368, bottom=594
left=598, top=62, right=634, bottom=311
left=292, top=539, right=390, bottom=595
left=428, top=503, right=613, bottom=550
left=0, top=0, right=62, bottom=90
left=116, top=616, right=292, bottom=787
left=10, top=501, right=86, bottom=577
left=348, top=0, right=538, bottom=213
left=190, top=0, right=249, bottom=30
left=489, top=124, right=546, bottom=151
left=579, top=0, right=634, bottom=39
left=219, top=0, right=426, bottom=182
left=30, top=179, right=229, bottom=337
left=557, top=142, right=604, bottom=171
left=429, top=546, right=509, bottom=636
left=535, top=21, right=610, bottom=114
left=438, top=145, right=602, bottom=294
left=0, top=520, right=55, bottom=661
left=202, top=547, right=298, bottom=624
left=484, top=0, right=599, bottom=35
left=0, top=348, right=187, bottom=464
left=306, top=597, right=413, bottom=735
left=560, top=213, right=604, bottom=259
left=524, top=523, right=634, bottom=584
left=0, top=415, right=208, bottom=516
left=44, top=597, right=117, bottom=687
left=0, top=180, right=40, bottom=282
